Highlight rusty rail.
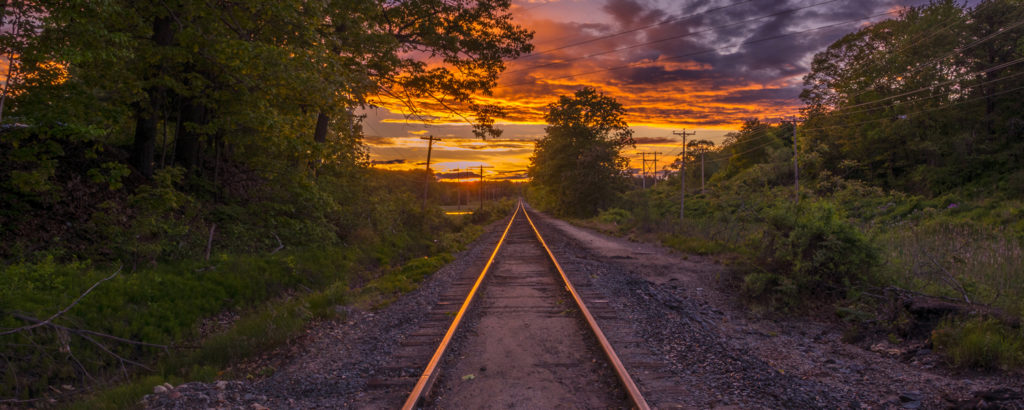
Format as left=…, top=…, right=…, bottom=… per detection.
left=521, top=205, right=651, bottom=410
left=401, top=202, right=521, bottom=410
left=402, top=200, right=649, bottom=409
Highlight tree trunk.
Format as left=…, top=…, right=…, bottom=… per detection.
left=129, top=16, right=175, bottom=178
left=174, top=101, right=205, bottom=172
left=314, top=112, right=329, bottom=143
left=131, top=108, right=158, bottom=178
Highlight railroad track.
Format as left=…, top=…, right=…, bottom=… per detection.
left=390, top=201, right=649, bottom=409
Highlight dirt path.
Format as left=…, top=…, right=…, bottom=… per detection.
left=428, top=216, right=627, bottom=408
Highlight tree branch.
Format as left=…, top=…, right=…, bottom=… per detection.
left=0, top=266, right=121, bottom=337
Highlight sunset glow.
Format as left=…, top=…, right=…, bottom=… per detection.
left=364, top=0, right=928, bottom=178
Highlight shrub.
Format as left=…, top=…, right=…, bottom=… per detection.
left=597, top=208, right=631, bottom=225
left=931, top=317, right=1024, bottom=370
left=750, top=200, right=879, bottom=307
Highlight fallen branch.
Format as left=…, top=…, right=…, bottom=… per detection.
left=8, top=313, right=169, bottom=352
left=205, top=223, right=217, bottom=260
left=0, top=266, right=122, bottom=337
left=271, top=232, right=284, bottom=254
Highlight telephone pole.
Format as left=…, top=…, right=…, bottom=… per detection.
left=477, top=164, right=493, bottom=211
left=791, top=117, right=801, bottom=203
left=454, top=168, right=461, bottom=211
left=673, top=130, right=696, bottom=220
left=651, top=152, right=661, bottom=184
left=640, top=152, right=648, bottom=188
left=420, top=135, right=441, bottom=210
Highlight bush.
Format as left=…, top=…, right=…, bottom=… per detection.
left=748, top=200, right=879, bottom=308
left=931, top=317, right=1024, bottom=370
left=597, top=208, right=631, bottom=225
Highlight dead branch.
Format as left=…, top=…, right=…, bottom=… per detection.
left=205, top=223, right=216, bottom=260
left=0, top=266, right=122, bottom=337
left=77, top=332, right=153, bottom=377
left=271, top=232, right=284, bottom=254
left=8, top=313, right=169, bottom=352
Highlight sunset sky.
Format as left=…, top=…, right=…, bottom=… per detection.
left=363, top=0, right=958, bottom=181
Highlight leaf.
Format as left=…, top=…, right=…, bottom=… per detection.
left=461, top=373, right=475, bottom=380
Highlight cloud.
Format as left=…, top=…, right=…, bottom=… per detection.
left=436, top=171, right=482, bottom=179
left=363, top=0, right=911, bottom=173
left=364, top=135, right=397, bottom=146
left=633, top=136, right=676, bottom=145
left=371, top=158, right=406, bottom=165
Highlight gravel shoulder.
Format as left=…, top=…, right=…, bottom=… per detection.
left=144, top=207, right=1023, bottom=409
left=528, top=206, right=1024, bottom=409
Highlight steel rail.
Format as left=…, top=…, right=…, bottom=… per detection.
left=521, top=205, right=651, bottom=410
left=401, top=202, right=522, bottom=410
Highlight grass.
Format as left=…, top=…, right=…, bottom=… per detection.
left=931, top=317, right=1024, bottom=370
left=64, top=250, right=464, bottom=409
left=879, top=220, right=1024, bottom=318
left=1, top=206, right=503, bottom=407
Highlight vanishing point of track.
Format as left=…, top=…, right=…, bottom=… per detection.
left=400, top=201, right=649, bottom=409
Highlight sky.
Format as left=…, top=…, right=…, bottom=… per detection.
left=363, top=0, right=953, bottom=181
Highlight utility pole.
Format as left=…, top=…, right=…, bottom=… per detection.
left=700, top=149, right=706, bottom=194
left=455, top=168, right=461, bottom=211
left=420, top=135, right=441, bottom=210
left=673, top=130, right=696, bottom=220
left=640, top=152, right=648, bottom=189
left=791, top=117, right=800, bottom=203
left=652, top=152, right=660, bottom=184
left=478, top=164, right=493, bottom=211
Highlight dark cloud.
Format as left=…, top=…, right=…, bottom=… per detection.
left=437, top=171, right=481, bottom=179
left=633, top=136, right=676, bottom=144
left=715, top=86, right=803, bottom=104
left=491, top=172, right=529, bottom=180
left=371, top=158, right=405, bottom=165
left=603, top=0, right=667, bottom=28
left=364, top=135, right=397, bottom=146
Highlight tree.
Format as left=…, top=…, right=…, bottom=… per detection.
left=687, top=139, right=715, bottom=193
left=800, top=0, right=1024, bottom=194
left=4, top=0, right=532, bottom=179
left=528, top=87, right=634, bottom=217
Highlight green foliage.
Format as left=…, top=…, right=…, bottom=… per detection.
left=660, top=234, right=731, bottom=256
left=801, top=0, right=1024, bottom=195
left=87, top=162, right=132, bottom=191
left=931, top=317, right=1024, bottom=370
left=597, top=208, right=632, bottom=225
left=0, top=207, right=486, bottom=401
left=528, top=87, right=635, bottom=217
left=754, top=200, right=880, bottom=304
left=193, top=302, right=308, bottom=369
left=360, top=254, right=454, bottom=308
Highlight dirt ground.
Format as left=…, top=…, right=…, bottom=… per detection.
left=428, top=216, right=628, bottom=408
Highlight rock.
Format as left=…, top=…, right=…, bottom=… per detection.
left=901, top=400, right=922, bottom=409
left=216, top=380, right=229, bottom=390
left=251, top=404, right=270, bottom=410
left=976, top=387, right=1022, bottom=402
left=900, top=391, right=922, bottom=402
left=162, top=382, right=174, bottom=390
left=153, top=385, right=168, bottom=394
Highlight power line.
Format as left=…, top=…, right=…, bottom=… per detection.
left=499, top=7, right=913, bottom=89
left=822, top=63, right=1024, bottom=118
left=802, top=83, right=1024, bottom=132
left=516, top=0, right=758, bottom=60
left=504, top=0, right=842, bottom=75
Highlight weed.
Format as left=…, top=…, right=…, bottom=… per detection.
left=931, top=317, right=1024, bottom=370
